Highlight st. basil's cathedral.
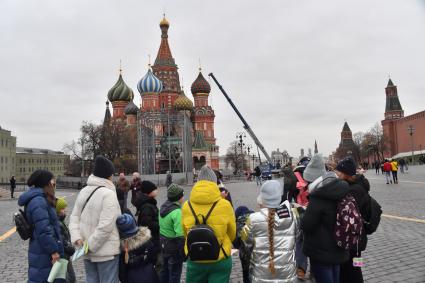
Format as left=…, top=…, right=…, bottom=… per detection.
left=103, top=16, right=219, bottom=174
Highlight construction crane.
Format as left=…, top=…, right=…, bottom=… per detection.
left=208, top=73, right=272, bottom=164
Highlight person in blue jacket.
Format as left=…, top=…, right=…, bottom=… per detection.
left=18, top=169, right=64, bottom=283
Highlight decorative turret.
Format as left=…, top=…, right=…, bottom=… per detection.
left=174, top=88, right=193, bottom=111
left=108, top=73, right=133, bottom=103
left=124, top=100, right=138, bottom=126
left=108, top=71, right=134, bottom=118
left=138, top=68, right=163, bottom=95
left=384, top=78, right=404, bottom=120
left=138, top=66, right=162, bottom=111
left=104, top=101, right=111, bottom=125
left=191, top=70, right=211, bottom=95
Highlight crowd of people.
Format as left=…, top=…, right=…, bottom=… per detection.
left=16, top=153, right=380, bottom=283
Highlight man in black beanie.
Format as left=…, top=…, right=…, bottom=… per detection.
left=69, top=155, right=121, bottom=283
left=135, top=180, right=161, bottom=273
left=336, top=157, right=371, bottom=283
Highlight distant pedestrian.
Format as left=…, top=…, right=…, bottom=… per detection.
left=165, top=171, right=172, bottom=187
left=10, top=175, right=16, bottom=198
left=254, top=165, right=262, bottom=186
left=117, top=173, right=130, bottom=212
left=374, top=162, right=380, bottom=175
left=56, top=198, right=76, bottom=283
left=383, top=160, right=392, bottom=184
left=69, top=156, right=121, bottom=283
left=399, top=158, right=406, bottom=173
left=281, top=164, right=297, bottom=203
left=301, top=155, right=350, bottom=283
left=182, top=165, right=236, bottom=283
left=18, top=170, right=64, bottom=283
left=391, top=159, right=398, bottom=184
left=159, top=184, right=185, bottom=283
left=130, top=172, right=142, bottom=208
left=117, top=214, right=158, bottom=283
left=242, top=180, right=299, bottom=283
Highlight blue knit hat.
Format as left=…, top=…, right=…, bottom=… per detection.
left=116, top=213, right=138, bottom=239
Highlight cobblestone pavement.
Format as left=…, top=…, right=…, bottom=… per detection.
left=1, top=166, right=424, bottom=282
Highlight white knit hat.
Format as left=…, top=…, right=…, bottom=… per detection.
left=303, top=154, right=326, bottom=182
left=258, top=180, right=282, bottom=208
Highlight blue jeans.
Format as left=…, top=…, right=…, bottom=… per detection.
left=295, top=238, right=308, bottom=272
left=84, top=255, right=119, bottom=283
left=160, top=255, right=183, bottom=283
left=310, top=261, right=340, bottom=283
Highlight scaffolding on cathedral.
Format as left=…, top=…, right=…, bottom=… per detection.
left=137, top=109, right=193, bottom=175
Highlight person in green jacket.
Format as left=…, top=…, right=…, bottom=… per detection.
left=159, top=183, right=185, bottom=283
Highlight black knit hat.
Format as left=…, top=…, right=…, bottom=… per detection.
left=141, top=180, right=157, bottom=195
left=336, top=157, right=357, bottom=176
left=27, top=170, right=54, bottom=188
left=93, top=156, right=115, bottom=179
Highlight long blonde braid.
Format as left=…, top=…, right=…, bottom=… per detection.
left=267, top=208, right=276, bottom=275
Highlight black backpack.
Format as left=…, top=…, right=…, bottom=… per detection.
left=364, top=195, right=382, bottom=235
left=14, top=207, right=33, bottom=241
left=186, top=201, right=228, bottom=261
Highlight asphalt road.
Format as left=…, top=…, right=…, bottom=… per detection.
left=0, top=166, right=424, bottom=282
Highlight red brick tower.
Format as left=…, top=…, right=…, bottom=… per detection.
left=382, top=78, right=405, bottom=156
left=152, top=16, right=181, bottom=109
left=191, top=69, right=219, bottom=169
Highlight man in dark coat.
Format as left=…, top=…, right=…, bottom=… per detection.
left=335, top=157, right=371, bottom=283
left=10, top=176, right=16, bottom=198
left=134, top=180, right=160, bottom=271
left=301, top=155, right=349, bottom=283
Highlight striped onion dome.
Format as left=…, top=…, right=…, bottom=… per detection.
left=124, top=100, right=139, bottom=116
left=174, top=89, right=193, bottom=111
left=108, top=74, right=134, bottom=102
left=137, top=68, right=163, bottom=95
left=191, top=71, right=211, bottom=94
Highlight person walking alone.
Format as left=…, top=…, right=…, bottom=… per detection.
left=10, top=175, right=16, bottom=198
left=254, top=165, right=262, bottom=186
left=383, top=160, right=392, bottom=184
left=70, top=156, right=121, bottom=283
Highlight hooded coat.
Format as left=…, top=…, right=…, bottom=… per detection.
left=300, top=172, right=350, bottom=265
left=159, top=200, right=184, bottom=257
left=118, top=227, right=158, bottom=283
left=18, top=188, right=64, bottom=283
left=136, top=194, right=159, bottom=250
left=182, top=180, right=236, bottom=262
left=69, top=174, right=121, bottom=262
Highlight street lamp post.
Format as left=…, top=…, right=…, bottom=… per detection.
left=408, top=125, right=415, bottom=164
left=252, top=154, right=255, bottom=170
left=246, top=144, right=252, bottom=169
left=236, top=132, right=246, bottom=171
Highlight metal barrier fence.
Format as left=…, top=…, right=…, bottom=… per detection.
left=0, top=183, right=28, bottom=192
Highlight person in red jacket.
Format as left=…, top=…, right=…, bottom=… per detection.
left=383, top=159, right=392, bottom=184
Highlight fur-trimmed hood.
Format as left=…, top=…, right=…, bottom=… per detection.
left=120, top=227, right=151, bottom=252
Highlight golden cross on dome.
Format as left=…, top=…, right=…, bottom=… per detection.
left=148, top=54, right=151, bottom=68
left=198, top=58, right=202, bottom=72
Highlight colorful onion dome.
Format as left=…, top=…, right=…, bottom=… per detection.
left=108, top=74, right=134, bottom=102
left=191, top=71, right=211, bottom=95
left=124, top=100, right=139, bottom=116
left=174, top=89, right=194, bottom=111
left=160, top=16, right=169, bottom=28
left=138, top=68, right=163, bottom=94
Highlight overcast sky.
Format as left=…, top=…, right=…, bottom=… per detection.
left=1, top=0, right=424, bottom=158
